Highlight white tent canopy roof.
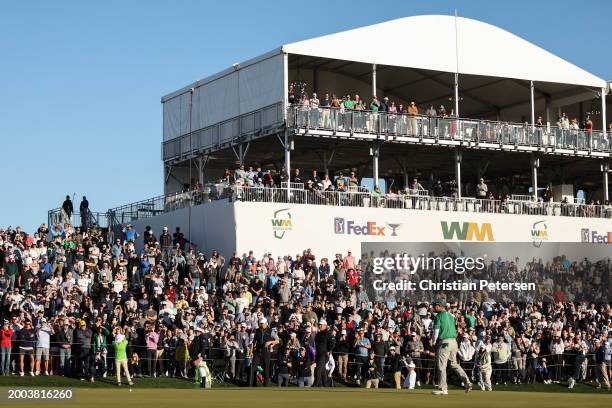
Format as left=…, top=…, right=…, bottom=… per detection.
left=282, top=15, right=606, bottom=88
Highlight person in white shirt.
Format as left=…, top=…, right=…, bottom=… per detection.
left=458, top=334, right=476, bottom=375
left=35, top=319, right=53, bottom=375
left=475, top=340, right=493, bottom=391
left=402, top=361, right=417, bottom=389
left=549, top=336, right=565, bottom=382
left=77, top=272, right=91, bottom=295
left=276, top=257, right=287, bottom=277
left=492, top=335, right=511, bottom=385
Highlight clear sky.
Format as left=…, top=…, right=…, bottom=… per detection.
left=1, top=0, right=611, bottom=233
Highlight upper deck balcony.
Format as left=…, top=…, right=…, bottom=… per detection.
left=287, top=105, right=612, bottom=158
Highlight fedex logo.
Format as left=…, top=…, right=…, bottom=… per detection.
left=334, top=218, right=385, bottom=236
left=581, top=228, right=612, bottom=243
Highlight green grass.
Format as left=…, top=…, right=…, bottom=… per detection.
left=0, top=387, right=609, bottom=408
left=0, top=375, right=608, bottom=393
left=0, top=377, right=609, bottom=408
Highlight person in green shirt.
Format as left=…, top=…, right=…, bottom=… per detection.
left=432, top=300, right=472, bottom=395
left=5, top=255, right=18, bottom=290
left=343, top=95, right=354, bottom=110
left=112, top=328, right=133, bottom=386
left=464, top=309, right=477, bottom=328
left=368, top=96, right=380, bottom=132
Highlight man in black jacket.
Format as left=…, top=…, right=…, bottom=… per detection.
left=62, top=195, right=73, bottom=220
left=313, top=319, right=335, bottom=387
left=250, top=318, right=278, bottom=386
left=74, top=320, right=93, bottom=380
left=56, top=322, right=74, bottom=375
left=387, top=346, right=403, bottom=389
left=79, top=196, right=89, bottom=230
left=594, top=338, right=610, bottom=390
left=159, top=227, right=172, bottom=266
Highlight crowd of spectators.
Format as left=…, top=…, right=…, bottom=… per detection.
left=288, top=84, right=612, bottom=138
left=221, top=164, right=611, bottom=219
left=0, top=220, right=610, bottom=391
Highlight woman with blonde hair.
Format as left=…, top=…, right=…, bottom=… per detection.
left=112, top=327, right=133, bottom=386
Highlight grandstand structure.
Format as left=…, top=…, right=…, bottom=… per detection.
left=52, top=15, right=612, bottom=258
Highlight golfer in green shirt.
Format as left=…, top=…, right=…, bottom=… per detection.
left=432, top=300, right=472, bottom=395
left=112, top=328, right=133, bottom=387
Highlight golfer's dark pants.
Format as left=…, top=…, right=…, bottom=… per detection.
left=77, top=348, right=95, bottom=378
left=278, top=373, right=290, bottom=386
left=357, top=356, right=368, bottom=381
left=251, top=352, right=271, bottom=386
left=313, top=355, right=327, bottom=386
left=553, top=355, right=563, bottom=381
left=235, top=351, right=245, bottom=381
left=494, top=362, right=506, bottom=383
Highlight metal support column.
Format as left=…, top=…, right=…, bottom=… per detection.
left=602, top=87, right=607, bottom=134
left=197, top=155, right=204, bottom=185
left=530, top=81, right=535, bottom=131
left=454, top=73, right=460, bottom=117
left=531, top=155, right=540, bottom=200
left=372, top=63, right=377, bottom=97
left=454, top=148, right=462, bottom=198
left=371, top=143, right=380, bottom=188
left=283, top=53, right=289, bottom=120
left=284, top=131, right=291, bottom=196
left=602, top=162, right=609, bottom=202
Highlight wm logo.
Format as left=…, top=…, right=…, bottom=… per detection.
left=271, top=219, right=292, bottom=227
left=441, top=221, right=494, bottom=241
left=271, top=208, right=292, bottom=239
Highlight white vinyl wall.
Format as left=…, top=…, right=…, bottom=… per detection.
left=163, top=53, right=285, bottom=142
left=130, top=200, right=612, bottom=261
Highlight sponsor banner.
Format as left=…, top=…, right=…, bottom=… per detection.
left=361, top=242, right=611, bottom=304
left=271, top=208, right=293, bottom=239
left=232, top=201, right=612, bottom=259
left=580, top=228, right=612, bottom=244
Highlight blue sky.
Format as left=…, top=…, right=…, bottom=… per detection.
left=1, top=0, right=611, bottom=233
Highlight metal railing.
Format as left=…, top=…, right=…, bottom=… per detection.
left=51, top=184, right=611, bottom=230
left=232, top=186, right=612, bottom=218
left=288, top=106, right=612, bottom=154
left=106, top=183, right=233, bottom=225
left=162, top=102, right=284, bottom=162
left=47, top=209, right=113, bottom=229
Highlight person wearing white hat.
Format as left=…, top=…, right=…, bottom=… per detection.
left=34, top=318, right=52, bottom=376
left=250, top=316, right=278, bottom=386
left=402, top=361, right=417, bottom=389
left=387, top=346, right=402, bottom=389
left=336, top=329, right=350, bottom=382
left=313, top=319, right=334, bottom=387
left=458, top=333, right=475, bottom=376
left=112, top=327, right=133, bottom=386
left=475, top=340, right=493, bottom=391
